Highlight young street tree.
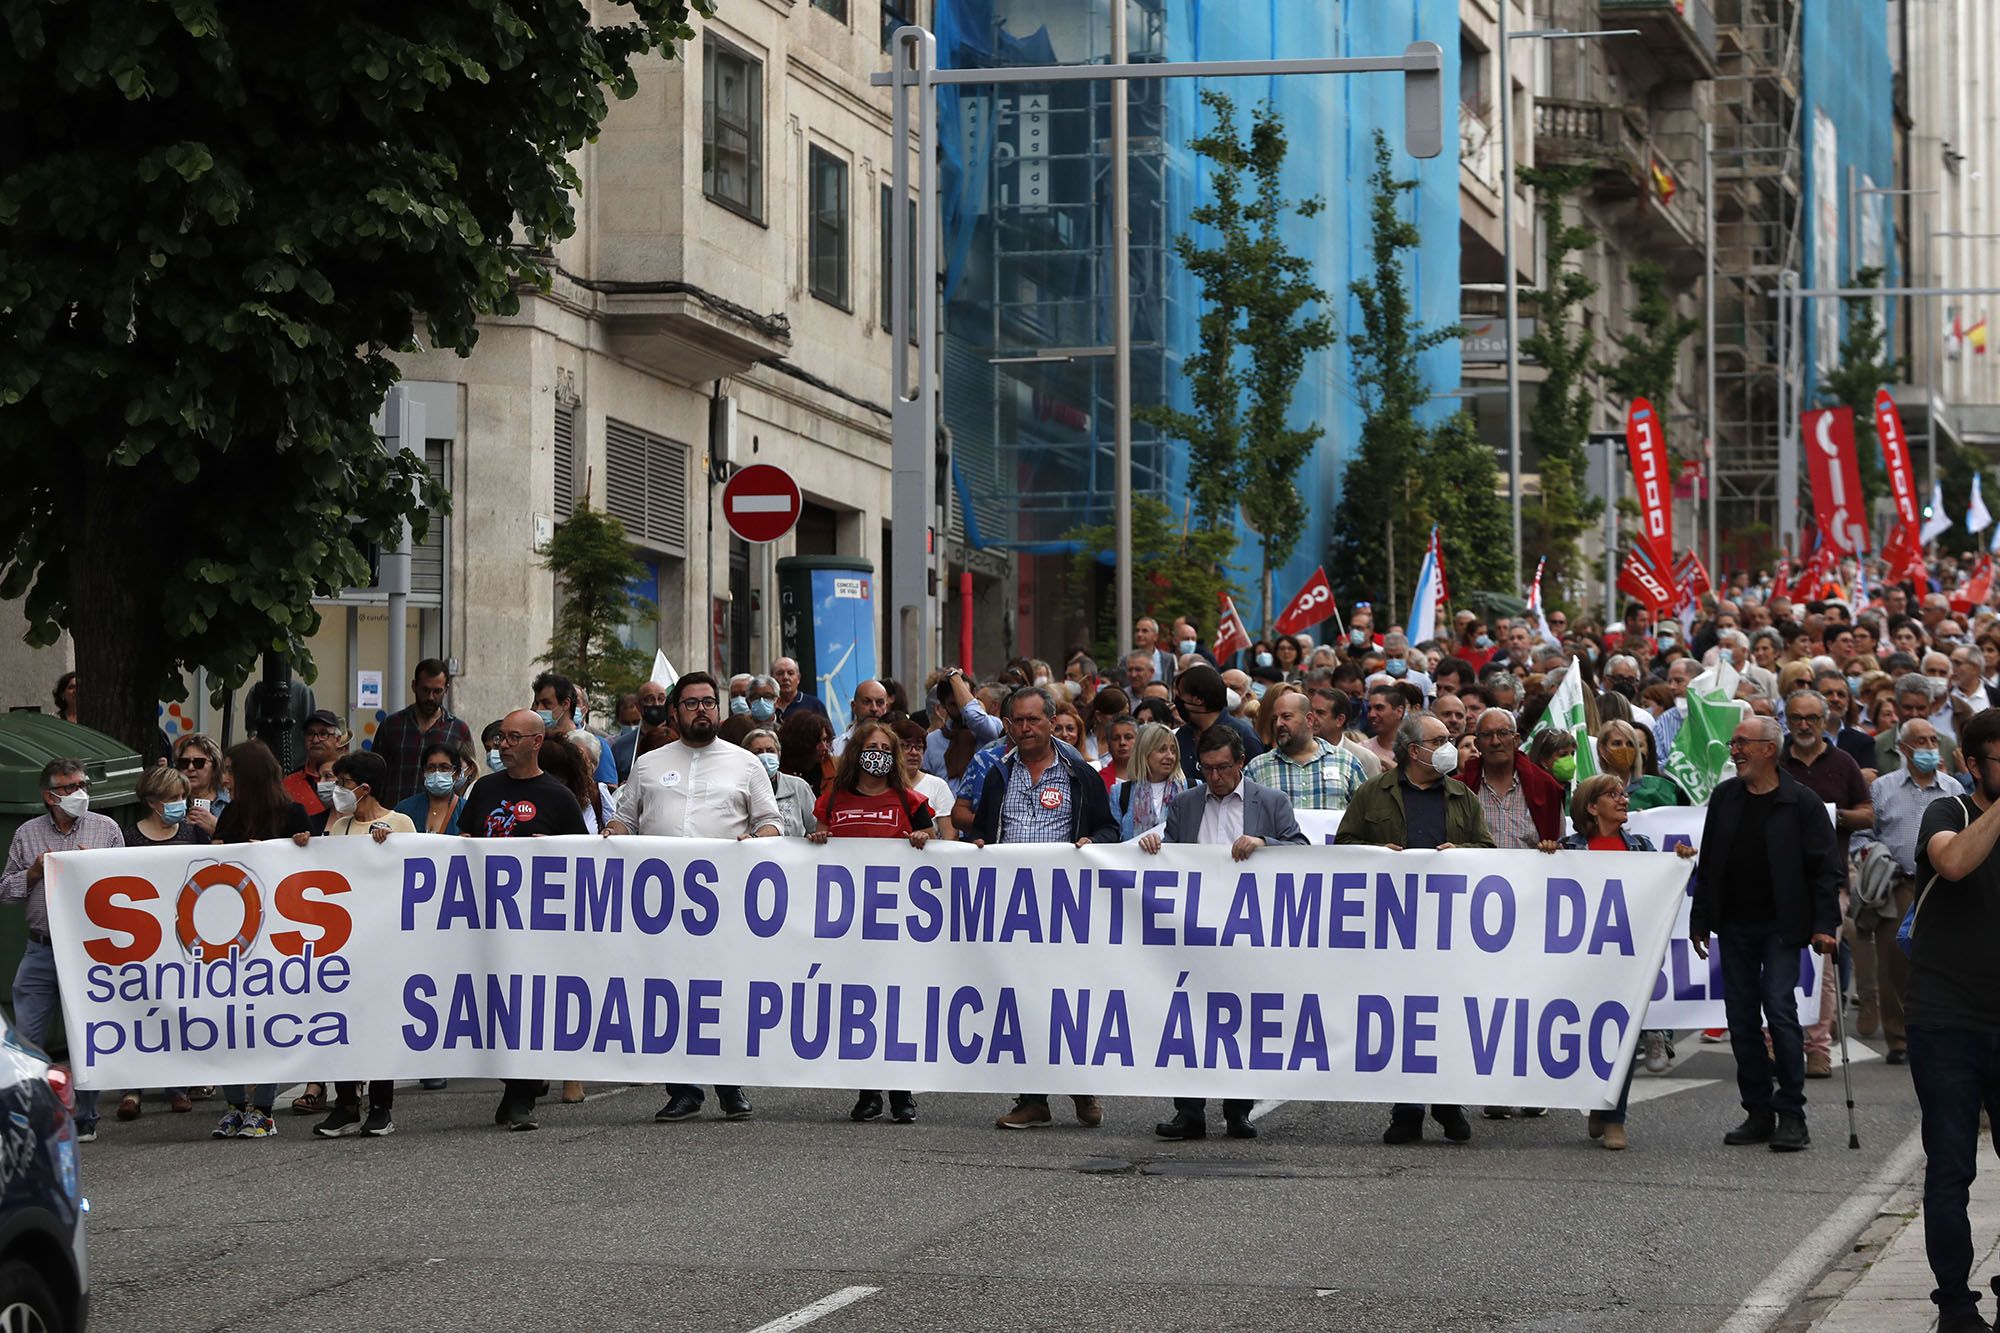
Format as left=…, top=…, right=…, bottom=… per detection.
left=1137, top=91, right=1333, bottom=629
left=542, top=501, right=655, bottom=701
left=1516, top=164, right=1604, bottom=604
left=1065, top=496, right=1238, bottom=665
left=1334, top=132, right=1504, bottom=609
left=0, top=0, right=713, bottom=759
left=1819, top=266, right=1901, bottom=507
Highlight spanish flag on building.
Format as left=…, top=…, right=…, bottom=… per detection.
left=1650, top=157, right=1677, bottom=204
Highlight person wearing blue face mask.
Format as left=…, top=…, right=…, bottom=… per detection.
left=1861, top=718, right=1963, bottom=1071
left=117, top=764, right=202, bottom=1123
left=532, top=671, right=620, bottom=787
left=394, top=739, right=477, bottom=835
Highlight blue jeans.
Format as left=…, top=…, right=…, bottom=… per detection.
left=1907, top=1026, right=2000, bottom=1318
left=1599, top=1052, right=1638, bottom=1126
left=1719, top=922, right=1807, bottom=1117
left=221, top=1084, right=278, bottom=1111
left=12, top=940, right=100, bottom=1127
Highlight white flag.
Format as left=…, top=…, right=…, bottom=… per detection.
left=650, top=651, right=680, bottom=690
left=1527, top=657, right=1598, bottom=780
left=1921, top=480, right=1953, bottom=545
left=1970, top=473, right=1994, bottom=535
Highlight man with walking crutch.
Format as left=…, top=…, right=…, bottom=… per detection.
left=1688, top=715, right=1843, bottom=1154
left=1905, top=707, right=2000, bottom=1333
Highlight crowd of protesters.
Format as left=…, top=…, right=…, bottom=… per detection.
left=12, top=574, right=2000, bottom=1331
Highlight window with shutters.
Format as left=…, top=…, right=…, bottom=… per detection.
left=703, top=37, right=763, bottom=222
left=604, top=419, right=691, bottom=557
left=553, top=404, right=576, bottom=518
left=809, top=146, right=850, bottom=309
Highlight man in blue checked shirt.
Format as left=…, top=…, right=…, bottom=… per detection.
left=1244, top=688, right=1365, bottom=810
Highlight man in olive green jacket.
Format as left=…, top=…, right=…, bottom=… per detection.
left=1335, top=713, right=1495, bottom=852
left=1335, top=712, right=1494, bottom=1146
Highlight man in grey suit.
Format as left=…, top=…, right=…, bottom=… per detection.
left=1138, top=723, right=1308, bottom=1141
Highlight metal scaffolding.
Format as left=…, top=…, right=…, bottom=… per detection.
left=1710, top=0, right=1803, bottom=541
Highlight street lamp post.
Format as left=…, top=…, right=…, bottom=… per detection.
left=1497, top=12, right=1636, bottom=583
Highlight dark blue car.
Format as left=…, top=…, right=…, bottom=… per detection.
left=0, top=1007, right=88, bottom=1331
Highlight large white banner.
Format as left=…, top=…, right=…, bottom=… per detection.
left=1300, top=805, right=1827, bottom=1030
left=46, top=836, right=1690, bottom=1111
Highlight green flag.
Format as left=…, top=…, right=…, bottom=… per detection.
left=1527, top=659, right=1597, bottom=780
left=1664, top=686, right=1746, bottom=804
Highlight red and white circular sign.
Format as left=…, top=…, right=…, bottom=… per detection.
left=722, top=464, right=802, bottom=544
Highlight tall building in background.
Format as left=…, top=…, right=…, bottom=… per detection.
left=934, top=0, right=1460, bottom=657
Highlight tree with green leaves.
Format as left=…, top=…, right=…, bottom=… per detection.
left=1063, top=496, right=1239, bottom=666
left=1332, top=131, right=1463, bottom=612
left=1516, top=165, right=1604, bottom=608
left=0, top=0, right=712, bottom=761
left=542, top=501, right=655, bottom=701
left=1138, top=91, right=1333, bottom=629
left=1819, top=267, right=1902, bottom=508
left=1421, top=411, right=1514, bottom=597
left=1600, top=260, right=1700, bottom=408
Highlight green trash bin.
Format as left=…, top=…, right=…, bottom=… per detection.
left=0, top=713, right=145, bottom=1057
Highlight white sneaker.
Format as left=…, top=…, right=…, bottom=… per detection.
left=1643, top=1032, right=1670, bottom=1073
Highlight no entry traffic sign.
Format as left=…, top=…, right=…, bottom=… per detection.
left=722, top=464, right=802, bottom=544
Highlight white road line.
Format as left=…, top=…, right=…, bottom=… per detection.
left=1715, top=1124, right=1925, bottom=1333
left=745, top=1286, right=880, bottom=1333
left=1624, top=1077, right=1721, bottom=1105
left=1248, top=1099, right=1286, bottom=1122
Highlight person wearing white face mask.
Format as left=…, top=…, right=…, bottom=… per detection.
left=1063, top=653, right=1101, bottom=711
left=1336, top=716, right=1493, bottom=1146
left=3, top=758, right=125, bottom=1141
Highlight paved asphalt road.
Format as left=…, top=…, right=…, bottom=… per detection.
left=77, top=1036, right=1922, bottom=1333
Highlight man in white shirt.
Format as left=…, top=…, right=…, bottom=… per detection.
left=1949, top=645, right=1991, bottom=718
left=830, top=679, right=892, bottom=757
left=608, top=672, right=779, bottom=1123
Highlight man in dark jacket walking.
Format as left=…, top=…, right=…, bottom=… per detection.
left=971, top=685, right=1119, bottom=1130
left=1689, top=714, right=1842, bottom=1153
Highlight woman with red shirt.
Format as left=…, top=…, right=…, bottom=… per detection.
left=808, top=721, right=935, bottom=1123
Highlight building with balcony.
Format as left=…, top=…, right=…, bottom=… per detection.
left=1457, top=0, right=1715, bottom=605
left=0, top=2, right=912, bottom=737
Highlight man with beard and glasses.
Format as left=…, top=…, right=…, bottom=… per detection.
left=608, top=672, right=781, bottom=1125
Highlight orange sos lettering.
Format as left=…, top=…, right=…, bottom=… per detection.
left=82, top=876, right=163, bottom=965
left=271, top=869, right=353, bottom=957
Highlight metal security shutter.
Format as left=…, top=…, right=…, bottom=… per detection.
left=604, top=418, right=690, bottom=557
left=553, top=404, right=576, bottom=518
left=412, top=439, right=448, bottom=600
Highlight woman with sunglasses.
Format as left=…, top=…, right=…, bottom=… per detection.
left=172, top=733, right=228, bottom=839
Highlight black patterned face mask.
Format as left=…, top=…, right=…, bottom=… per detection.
left=859, top=750, right=895, bottom=777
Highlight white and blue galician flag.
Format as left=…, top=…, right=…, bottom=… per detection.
left=1922, top=480, right=1954, bottom=545
left=1970, top=472, right=1994, bottom=536
left=1406, top=526, right=1446, bottom=644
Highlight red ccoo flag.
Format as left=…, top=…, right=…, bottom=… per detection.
left=1273, top=567, right=1336, bottom=637
left=1213, top=592, right=1253, bottom=660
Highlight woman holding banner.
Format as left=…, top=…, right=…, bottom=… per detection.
left=808, top=720, right=936, bottom=1125
left=1550, top=775, right=1697, bottom=1151
left=1112, top=722, right=1186, bottom=843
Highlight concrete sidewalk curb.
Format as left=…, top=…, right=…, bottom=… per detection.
left=1805, top=1144, right=2000, bottom=1331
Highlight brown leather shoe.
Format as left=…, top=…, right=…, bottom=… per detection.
left=561, top=1081, right=586, bottom=1104
left=169, top=1093, right=194, bottom=1113
left=1601, top=1123, right=1628, bottom=1151
left=996, top=1100, right=1052, bottom=1130
left=116, top=1093, right=142, bottom=1121
left=1072, top=1095, right=1103, bottom=1127
left=1806, top=1050, right=1833, bottom=1079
